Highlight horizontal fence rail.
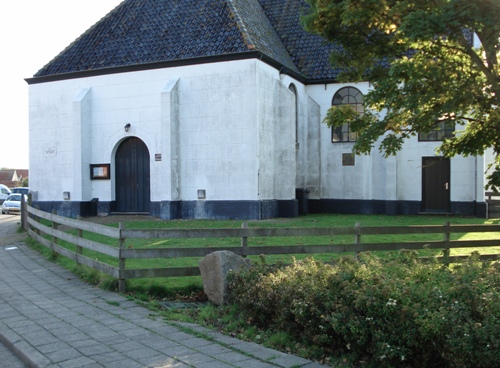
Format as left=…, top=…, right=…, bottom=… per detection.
left=25, top=205, right=500, bottom=293
left=122, top=224, right=500, bottom=238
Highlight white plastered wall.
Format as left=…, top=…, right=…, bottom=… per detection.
left=30, top=59, right=485, bottom=208
left=396, top=137, right=483, bottom=202
left=177, top=62, right=259, bottom=201
left=280, top=74, right=322, bottom=200
left=29, top=59, right=298, bottom=205
left=305, top=82, right=397, bottom=201
left=255, top=63, right=296, bottom=201
left=304, top=81, right=484, bottom=203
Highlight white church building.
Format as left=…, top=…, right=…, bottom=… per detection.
left=26, top=0, right=488, bottom=219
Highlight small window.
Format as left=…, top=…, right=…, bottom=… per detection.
left=331, top=87, right=363, bottom=143
left=418, top=121, right=455, bottom=141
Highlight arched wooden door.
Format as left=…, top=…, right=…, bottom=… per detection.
left=115, top=137, right=150, bottom=213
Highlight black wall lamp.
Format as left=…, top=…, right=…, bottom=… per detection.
left=124, top=123, right=131, bottom=132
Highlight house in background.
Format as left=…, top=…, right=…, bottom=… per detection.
left=0, top=169, right=29, bottom=188
left=26, top=0, right=489, bottom=219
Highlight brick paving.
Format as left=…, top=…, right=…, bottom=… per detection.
left=0, top=239, right=328, bottom=368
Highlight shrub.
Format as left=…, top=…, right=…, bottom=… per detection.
left=227, top=252, right=500, bottom=367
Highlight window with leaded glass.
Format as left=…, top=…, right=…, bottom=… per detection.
left=418, top=121, right=455, bottom=141
left=331, top=87, right=363, bottom=143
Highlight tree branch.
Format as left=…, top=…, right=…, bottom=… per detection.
left=455, top=32, right=499, bottom=94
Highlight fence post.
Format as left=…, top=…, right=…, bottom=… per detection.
left=241, top=221, right=248, bottom=258
left=355, top=222, right=361, bottom=261
left=51, top=209, right=58, bottom=258
left=442, top=221, right=451, bottom=266
left=35, top=209, right=41, bottom=237
left=76, top=216, right=83, bottom=266
left=20, top=195, right=28, bottom=231
left=118, top=223, right=126, bottom=293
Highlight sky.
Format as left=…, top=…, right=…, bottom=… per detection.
left=0, top=0, right=124, bottom=170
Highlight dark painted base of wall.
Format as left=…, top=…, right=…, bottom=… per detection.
left=309, top=199, right=487, bottom=218
left=32, top=201, right=98, bottom=218
left=32, top=199, right=299, bottom=220
left=149, top=199, right=299, bottom=220
left=32, top=198, right=487, bottom=219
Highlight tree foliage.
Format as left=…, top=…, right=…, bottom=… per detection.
left=303, top=0, right=500, bottom=190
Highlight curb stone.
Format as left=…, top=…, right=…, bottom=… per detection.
left=0, top=242, right=330, bottom=368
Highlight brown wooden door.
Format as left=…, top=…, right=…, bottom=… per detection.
left=422, top=157, right=450, bottom=213
left=115, top=137, right=150, bottom=213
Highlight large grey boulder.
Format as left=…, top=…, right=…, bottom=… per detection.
left=199, top=251, right=251, bottom=305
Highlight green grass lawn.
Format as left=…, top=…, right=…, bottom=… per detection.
left=76, top=213, right=500, bottom=256
left=28, top=213, right=500, bottom=367
left=32, top=213, right=500, bottom=296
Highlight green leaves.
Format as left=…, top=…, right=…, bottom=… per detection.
left=303, top=0, right=500, bottom=189
left=228, top=253, right=500, bottom=367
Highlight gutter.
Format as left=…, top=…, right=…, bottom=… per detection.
left=25, top=51, right=335, bottom=86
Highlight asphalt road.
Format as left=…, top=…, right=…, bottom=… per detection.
left=0, top=214, right=26, bottom=246
left=0, top=213, right=28, bottom=367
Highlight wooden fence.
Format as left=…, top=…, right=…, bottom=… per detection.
left=25, top=204, right=500, bottom=293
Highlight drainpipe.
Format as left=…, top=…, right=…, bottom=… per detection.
left=474, top=155, right=477, bottom=217
left=395, top=155, right=398, bottom=213
left=476, top=155, right=488, bottom=218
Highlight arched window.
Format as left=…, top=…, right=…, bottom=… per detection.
left=289, top=83, right=298, bottom=143
left=331, top=87, right=363, bottom=143
left=288, top=83, right=299, bottom=143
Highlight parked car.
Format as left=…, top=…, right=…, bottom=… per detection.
left=1, top=193, right=25, bottom=214
left=0, top=184, right=12, bottom=204
left=11, top=187, right=29, bottom=195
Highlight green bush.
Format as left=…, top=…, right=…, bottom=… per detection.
left=227, top=252, right=500, bottom=367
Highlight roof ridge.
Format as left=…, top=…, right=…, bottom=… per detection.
left=226, top=0, right=300, bottom=73
left=225, top=0, right=256, bottom=50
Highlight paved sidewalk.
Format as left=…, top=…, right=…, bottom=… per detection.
left=0, top=338, right=26, bottom=368
left=0, top=241, right=327, bottom=368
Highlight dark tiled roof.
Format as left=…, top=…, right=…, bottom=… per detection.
left=34, top=0, right=337, bottom=81
left=35, top=0, right=248, bottom=76
left=257, top=0, right=341, bottom=80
